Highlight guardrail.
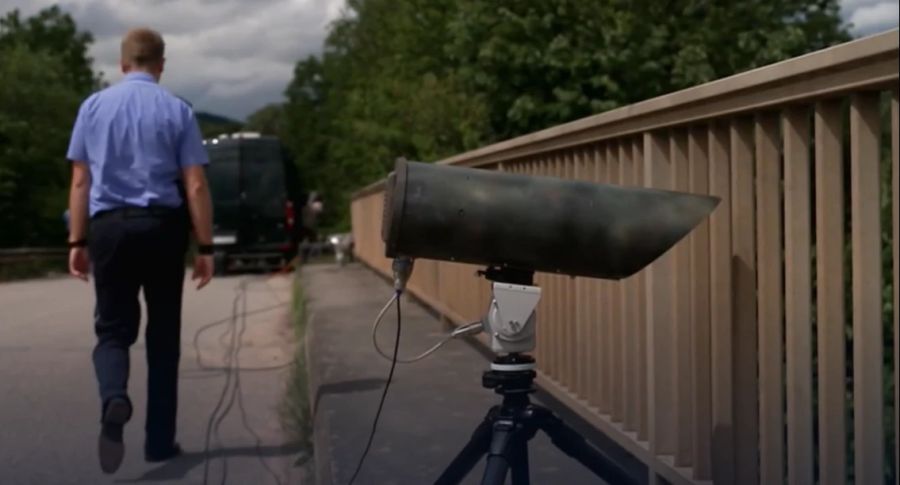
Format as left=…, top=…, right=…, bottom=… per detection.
left=0, top=247, right=68, bottom=264
left=351, top=30, right=899, bottom=485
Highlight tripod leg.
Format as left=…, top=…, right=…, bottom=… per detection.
left=508, top=438, right=530, bottom=485
left=434, top=413, right=494, bottom=485
left=481, top=419, right=515, bottom=485
left=534, top=407, right=637, bottom=485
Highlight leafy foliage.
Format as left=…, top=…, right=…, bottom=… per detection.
left=272, top=0, right=849, bottom=229
left=0, top=7, right=95, bottom=247
left=445, top=0, right=850, bottom=139
left=244, top=103, right=285, bottom=137
left=0, top=6, right=100, bottom=93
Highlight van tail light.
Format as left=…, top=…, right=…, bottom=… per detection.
left=285, top=200, right=295, bottom=231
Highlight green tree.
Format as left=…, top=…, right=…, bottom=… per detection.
left=282, top=0, right=489, bottom=229
left=445, top=0, right=850, bottom=139
left=245, top=103, right=286, bottom=137
left=0, top=44, right=82, bottom=246
left=0, top=6, right=97, bottom=247
left=279, top=0, right=850, bottom=229
left=0, top=5, right=100, bottom=93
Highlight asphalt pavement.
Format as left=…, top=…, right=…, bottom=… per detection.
left=0, top=272, right=305, bottom=485
left=302, top=263, right=607, bottom=485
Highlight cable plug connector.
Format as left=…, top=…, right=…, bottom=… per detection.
left=451, top=321, right=484, bottom=338
left=392, top=256, right=415, bottom=292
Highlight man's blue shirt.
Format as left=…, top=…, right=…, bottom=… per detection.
left=66, top=72, right=209, bottom=216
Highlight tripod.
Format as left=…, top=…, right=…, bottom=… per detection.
left=434, top=354, right=637, bottom=485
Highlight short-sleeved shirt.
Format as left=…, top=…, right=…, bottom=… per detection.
left=66, top=72, right=209, bottom=217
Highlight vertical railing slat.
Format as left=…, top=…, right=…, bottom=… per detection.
left=689, top=126, right=713, bottom=480
left=731, top=116, right=759, bottom=485
left=553, top=155, right=564, bottom=383
left=783, top=106, right=814, bottom=485
left=644, top=131, right=677, bottom=456
left=814, top=99, right=847, bottom=485
left=536, top=159, right=549, bottom=376
left=574, top=150, right=589, bottom=400
left=756, top=111, right=785, bottom=485
left=547, top=157, right=558, bottom=381
left=671, top=129, right=694, bottom=467
left=597, top=146, right=613, bottom=414
left=619, top=140, right=638, bottom=433
left=567, top=154, right=578, bottom=393
left=607, top=142, right=624, bottom=423
left=633, top=138, right=649, bottom=442
left=589, top=146, right=604, bottom=410
left=533, top=161, right=548, bottom=372
left=587, top=146, right=602, bottom=409
left=561, top=153, right=575, bottom=390
left=850, top=92, right=883, bottom=485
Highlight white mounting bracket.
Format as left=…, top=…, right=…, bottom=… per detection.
left=484, top=282, right=541, bottom=354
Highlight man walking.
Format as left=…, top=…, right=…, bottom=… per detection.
left=66, top=28, right=214, bottom=474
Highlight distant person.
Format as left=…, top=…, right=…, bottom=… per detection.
left=65, top=27, right=214, bottom=474
left=299, top=192, right=323, bottom=260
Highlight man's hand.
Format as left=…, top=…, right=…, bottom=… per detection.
left=69, top=247, right=90, bottom=281
left=192, top=254, right=214, bottom=289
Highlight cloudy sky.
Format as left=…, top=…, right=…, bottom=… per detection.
left=2, top=0, right=897, bottom=121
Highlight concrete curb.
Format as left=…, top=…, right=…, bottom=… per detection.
left=297, top=265, right=335, bottom=485
left=305, top=307, right=335, bottom=485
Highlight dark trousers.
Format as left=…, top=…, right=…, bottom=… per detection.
left=89, top=208, right=188, bottom=454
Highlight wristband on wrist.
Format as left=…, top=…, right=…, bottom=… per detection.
left=197, top=244, right=214, bottom=255
left=68, top=239, right=87, bottom=248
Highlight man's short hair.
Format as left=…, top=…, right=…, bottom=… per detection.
left=121, top=28, right=165, bottom=67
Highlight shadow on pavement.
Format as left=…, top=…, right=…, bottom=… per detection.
left=313, top=377, right=387, bottom=414
left=114, top=442, right=304, bottom=483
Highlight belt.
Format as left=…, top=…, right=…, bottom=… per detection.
left=92, top=205, right=183, bottom=220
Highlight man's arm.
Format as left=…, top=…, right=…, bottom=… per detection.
left=177, top=104, right=214, bottom=288
left=68, top=162, right=91, bottom=242
left=177, top=102, right=211, bottom=243
left=67, top=162, right=91, bottom=281
left=66, top=98, right=91, bottom=244
left=183, top=165, right=214, bottom=289
left=182, top=165, right=212, bottom=245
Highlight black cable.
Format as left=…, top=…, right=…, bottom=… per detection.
left=202, top=285, right=242, bottom=485
left=192, top=303, right=288, bottom=372
left=201, top=277, right=286, bottom=485
left=347, top=291, right=402, bottom=485
left=211, top=282, right=245, bottom=485
left=235, top=300, right=284, bottom=485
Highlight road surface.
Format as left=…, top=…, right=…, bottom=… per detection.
left=0, top=273, right=305, bottom=485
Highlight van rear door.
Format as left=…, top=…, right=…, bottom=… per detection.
left=207, top=142, right=241, bottom=246
left=239, top=139, right=288, bottom=248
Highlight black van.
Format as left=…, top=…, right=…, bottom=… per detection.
left=204, top=133, right=299, bottom=273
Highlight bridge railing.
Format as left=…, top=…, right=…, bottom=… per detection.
left=351, top=29, right=899, bottom=485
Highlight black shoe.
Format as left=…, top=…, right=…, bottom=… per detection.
left=145, top=443, right=183, bottom=463
left=98, top=397, right=131, bottom=474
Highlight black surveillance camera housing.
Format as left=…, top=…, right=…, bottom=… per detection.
left=382, top=159, right=719, bottom=280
